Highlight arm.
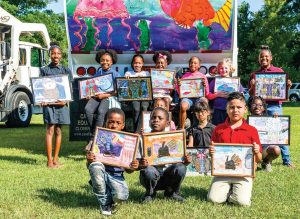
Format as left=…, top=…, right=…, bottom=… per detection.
left=125, top=159, right=139, bottom=173
left=253, top=142, right=262, bottom=163
left=188, top=135, right=194, bottom=147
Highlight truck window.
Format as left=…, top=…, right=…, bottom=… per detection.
left=19, top=48, right=26, bottom=66
left=31, top=47, right=41, bottom=67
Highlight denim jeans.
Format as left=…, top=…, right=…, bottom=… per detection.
left=88, top=162, right=129, bottom=207
left=139, top=163, right=186, bottom=196
left=267, top=104, right=291, bottom=165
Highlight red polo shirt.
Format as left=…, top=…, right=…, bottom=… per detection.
left=211, top=118, right=262, bottom=152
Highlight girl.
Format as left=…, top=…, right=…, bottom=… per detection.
left=248, top=96, right=281, bottom=172
left=153, top=98, right=176, bottom=131
left=41, top=43, right=71, bottom=168
left=124, top=54, right=150, bottom=131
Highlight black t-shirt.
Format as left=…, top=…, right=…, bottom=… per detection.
left=187, top=122, right=215, bottom=147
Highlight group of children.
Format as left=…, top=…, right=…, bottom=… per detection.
left=41, top=44, right=295, bottom=215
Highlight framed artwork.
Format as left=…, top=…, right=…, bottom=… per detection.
left=179, top=78, right=205, bottom=98
left=143, top=130, right=186, bottom=165
left=247, top=116, right=290, bottom=145
left=254, top=72, right=288, bottom=101
left=116, top=77, right=153, bottom=101
left=186, top=147, right=211, bottom=176
left=31, top=75, right=72, bottom=104
left=211, top=143, right=254, bottom=177
left=78, top=73, right=114, bottom=99
left=150, top=69, right=175, bottom=89
left=142, top=111, right=172, bottom=133
left=214, top=77, right=240, bottom=93
left=92, top=127, right=139, bottom=169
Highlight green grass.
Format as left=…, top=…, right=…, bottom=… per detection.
left=0, top=106, right=300, bottom=218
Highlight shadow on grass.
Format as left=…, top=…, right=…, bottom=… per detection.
left=181, top=185, right=208, bottom=201
left=0, top=155, right=38, bottom=165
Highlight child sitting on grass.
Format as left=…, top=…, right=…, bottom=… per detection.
left=207, top=92, right=262, bottom=206
left=139, top=107, right=191, bottom=203
left=86, top=108, right=139, bottom=216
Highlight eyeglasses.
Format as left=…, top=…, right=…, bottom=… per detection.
left=251, top=104, right=264, bottom=108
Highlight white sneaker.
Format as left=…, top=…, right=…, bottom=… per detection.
left=101, top=205, right=112, bottom=216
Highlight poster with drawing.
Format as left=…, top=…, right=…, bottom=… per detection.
left=247, top=116, right=290, bottom=145
left=79, top=73, right=114, bottom=99
left=254, top=73, right=287, bottom=101
left=31, top=75, right=72, bottom=104
left=116, top=77, right=153, bottom=101
left=211, top=144, right=254, bottom=177
left=179, top=78, right=205, bottom=98
left=143, top=130, right=186, bottom=165
left=92, top=127, right=139, bottom=169
left=150, top=69, right=175, bottom=89
left=214, top=77, right=240, bottom=93
left=186, top=147, right=211, bottom=176
left=142, top=111, right=172, bottom=133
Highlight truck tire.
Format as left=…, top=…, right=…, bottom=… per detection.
left=6, top=91, right=32, bottom=127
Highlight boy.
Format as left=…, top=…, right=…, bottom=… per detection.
left=86, top=108, right=139, bottom=216
left=139, top=107, right=191, bottom=202
left=207, top=92, right=262, bottom=206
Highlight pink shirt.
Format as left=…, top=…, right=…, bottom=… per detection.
left=177, top=71, right=210, bottom=96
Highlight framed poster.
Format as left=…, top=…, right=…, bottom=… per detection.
left=143, top=130, right=186, bottom=165
left=142, top=111, right=172, bottom=133
left=254, top=72, right=288, bottom=101
left=31, top=75, right=72, bottom=104
left=78, top=73, right=114, bottom=99
left=179, top=78, right=205, bottom=98
left=214, top=77, right=240, bottom=93
left=211, top=143, right=254, bottom=177
left=247, top=115, right=290, bottom=145
left=116, top=77, right=153, bottom=101
left=92, top=127, right=139, bottom=169
left=186, top=147, right=211, bottom=176
left=150, top=69, right=175, bottom=89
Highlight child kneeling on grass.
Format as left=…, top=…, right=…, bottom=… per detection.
left=86, top=108, right=139, bottom=216
left=207, top=92, right=262, bottom=206
left=139, top=107, right=191, bottom=203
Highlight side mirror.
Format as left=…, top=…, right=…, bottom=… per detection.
left=0, top=41, right=11, bottom=60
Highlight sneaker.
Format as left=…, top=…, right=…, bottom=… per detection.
left=100, top=204, right=112, bottom=216
left=165, top=192, right=185, bottom=202
left=285, top=163, right=296, bottom=169
left=141, top=195, right=154, bottom=203
left=262, top=162, right=272, bottom=172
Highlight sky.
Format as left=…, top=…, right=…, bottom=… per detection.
left=47, top=0, right=265, bottom=14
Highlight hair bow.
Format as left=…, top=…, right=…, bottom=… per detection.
left=158, top=53, right=167, bottom=60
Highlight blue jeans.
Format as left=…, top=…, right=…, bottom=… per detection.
left=88, top=162, right=129, bottom=206
left=267, top=104, right=292, bottom=165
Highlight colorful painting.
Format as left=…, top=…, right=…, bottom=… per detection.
left=143, top=130, right=186, bottom=165
left=211, top=143, right=254, bottom=177
left=65, top=0, right=235, bottom=52
left=150, top=69, right=175, bottom=89
left=179, top=78, right=205, bottom=98
left=78, top=74, right=114, bottom=99
left=254, top=73, right=287, bottom=101
left=116, top=77, right=153, bottom=101
left=186, top=147, right=211, bottom=176
left=214, top=77, right=240, bottom=93
left=142, top=111, right=172, bottom=133
left=92, top=127, right=139, bottom=168
left=31, top=75, right=72, bottom=104
left=247, top=116, right=290, bottom=145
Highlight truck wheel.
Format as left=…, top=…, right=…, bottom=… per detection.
left=6, top=91, right=32, bottom=127
left=289, top=94, right=298, bottom=102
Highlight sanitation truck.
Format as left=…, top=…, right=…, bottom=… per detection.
left=0, top=7, right=51, bottom=127
left=64, top=0, right=238, bottom=140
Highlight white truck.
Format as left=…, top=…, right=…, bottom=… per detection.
left=0, top=7, right=51, bottom=126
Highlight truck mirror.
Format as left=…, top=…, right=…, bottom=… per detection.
left=41, top=49, right=48, bottom=66
left=0, top=41, right=11, bottom=59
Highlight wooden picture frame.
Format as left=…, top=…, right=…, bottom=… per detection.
left=143, top=130, right=186, bottom=165
left=211, top=143, right=254, bottom=178
left=247, top=115, right=290, bottom=145
left=78, top=73, right=114, bottom=99
left=31, top=74, right=72, bottom=104
left=92, top=127, right=139, bottom=169
left=214, top=77, right=240, bottom=93
left=142, top=111, right=172, bottom=133
left=179, top=78, right=205, bottom=98
left=186, top=147, right=211, bottom=176
left=116, top=77, right=153, bottom=101
left=254, top=72, right=288, bottom=101
left=150, top=69, right=175, bottom=89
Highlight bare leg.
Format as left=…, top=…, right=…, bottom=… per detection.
left=179, top=102, right=189, bottom=129
left=264, top=145, right=281, bottom=163
left=46, top=124, right=55, bottom=167
left=53, top=124, right=62, bottom=166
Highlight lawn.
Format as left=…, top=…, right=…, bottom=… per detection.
left=0, top=105, right=299, bottom=218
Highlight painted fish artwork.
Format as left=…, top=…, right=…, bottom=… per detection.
left=93, top=127, right=139, bottom=168
left=150, top=69, right=175, bottom=89
left=179, top=78, right=204, bottom=98
left=66, top=0, right=235, bottom=52
left=214, top=77, right=240, bottom=93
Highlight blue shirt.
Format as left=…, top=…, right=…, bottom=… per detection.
left=94, top=67, right=121, bottom=79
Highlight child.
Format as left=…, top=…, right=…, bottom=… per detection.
left=84, top=49, right=121, bottom=147
left=152, top=50, right=173, bottom=110
left=139, top=107, right=191, bottom=203
left=40, top=43, right=71, bottom=168
left=248, top=96, right=281, bottom=172
left=125, top=54, right=150, bottom=131
left=153, top=98, right=176, bottom=131
left=207, top=58, right=243, bottom=126
left=207, top=92, right=262, bottom=206
left=178, top=56, right=209, bottom=129
left=86, top=108, right=139, bottom=216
